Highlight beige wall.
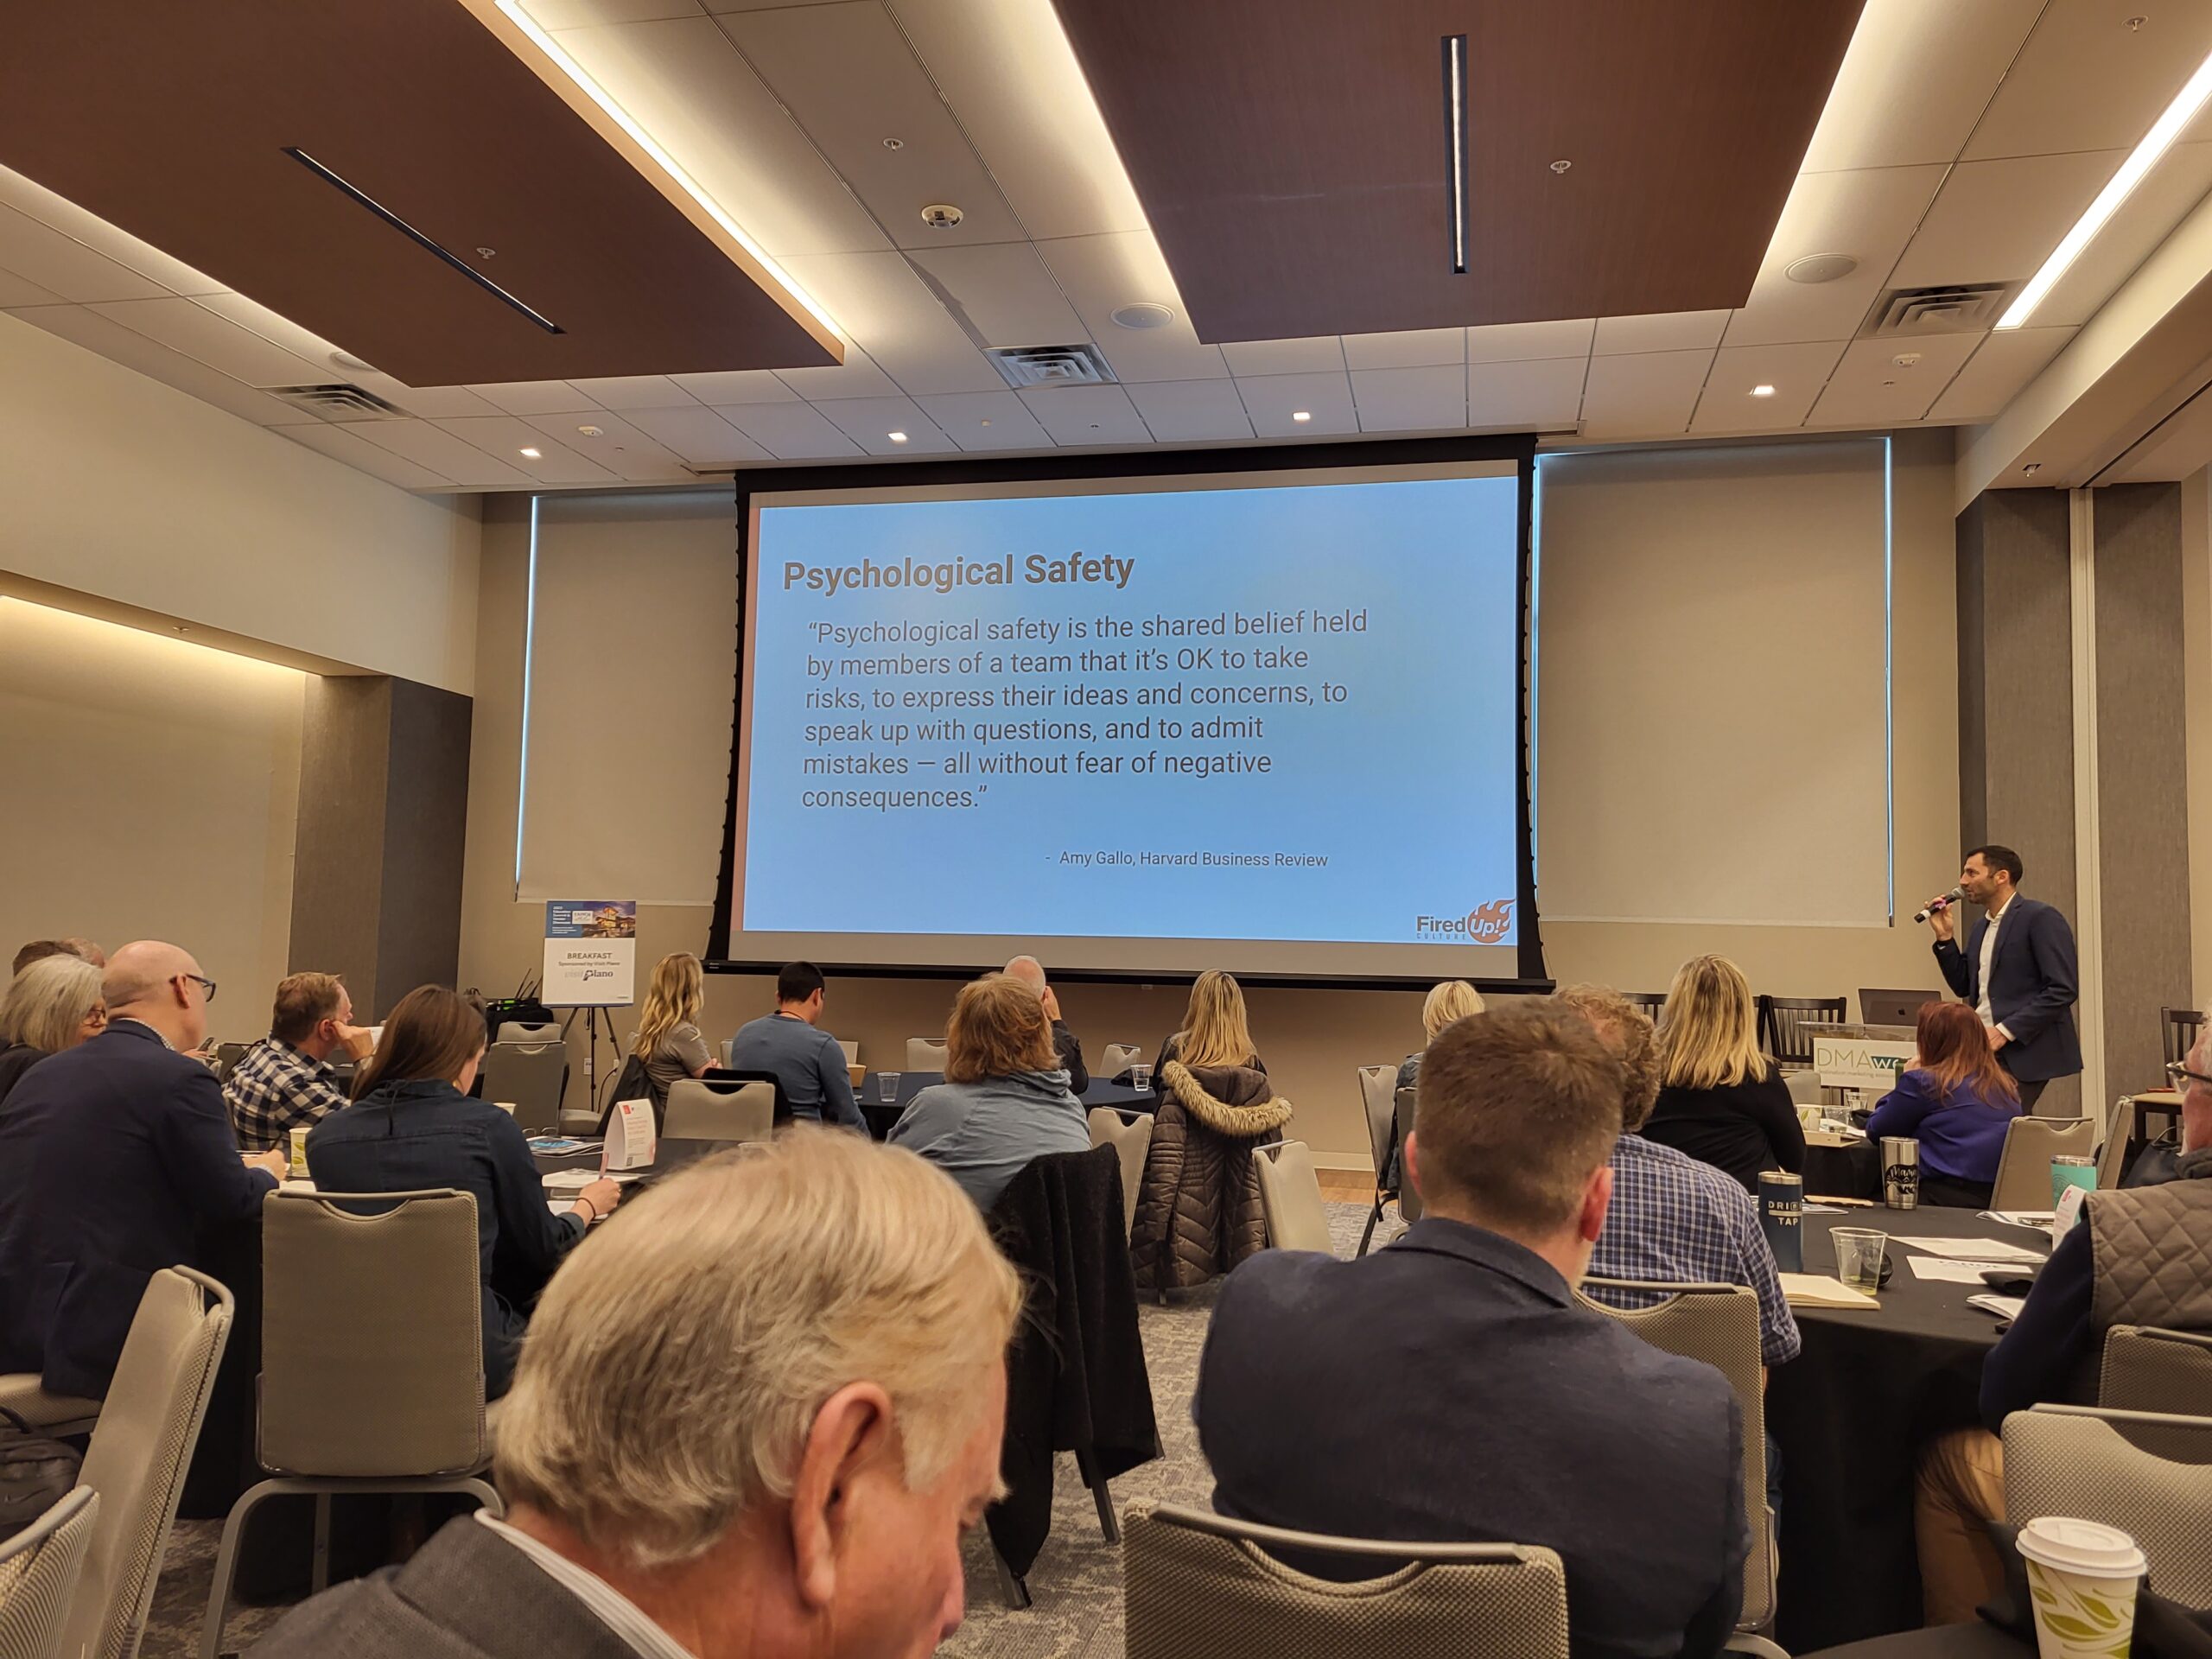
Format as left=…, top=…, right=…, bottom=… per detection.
left=0, top=311, right=480, bottom=694
left=459, top=433, right=1961, bottom=1167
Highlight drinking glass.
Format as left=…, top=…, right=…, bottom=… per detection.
left=1130, top=1064, right=1154, bottom=1092
left=878, top=1071, right=902, bottom=1103
left=1832, top=1227, right=1887, bottom=1294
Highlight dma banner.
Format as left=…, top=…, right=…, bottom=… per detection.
left=542, top=900, right=637, bottom=1007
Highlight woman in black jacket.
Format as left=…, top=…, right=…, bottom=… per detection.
left=1641, top=954, right=1804, bottom=1193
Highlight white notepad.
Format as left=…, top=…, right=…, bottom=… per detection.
left=1907, top=1256, right=2025, bottom=1284
left=1891, top=1235, right=2045, bottom=1262
left=1779, top=1273, right=1878, bottom=1309
left=1967, top=1293, right=2027, bottom=1321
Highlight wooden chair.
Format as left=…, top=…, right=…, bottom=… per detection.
left=1757, top=995, right=1846, bottom=1068
left=2162, top=1007, right=2203, bottom=1067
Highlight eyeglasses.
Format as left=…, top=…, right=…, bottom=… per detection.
left=181, top=974, right=218, bottom=1005
left=2164, top=1059, right=2210, bottom=1088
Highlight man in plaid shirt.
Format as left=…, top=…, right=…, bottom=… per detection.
left=223, top=972, right=375, bottom=1153
left=1559, top=985, right=1801, bottom=1369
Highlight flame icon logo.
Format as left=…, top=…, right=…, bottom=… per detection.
left=1465, top=899, right=1514, bottom=944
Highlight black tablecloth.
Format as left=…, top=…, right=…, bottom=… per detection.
left=855, top=1073, right=1154, bottom=1141
left=1772, top=1207, right=2050, bottom=1652
left=1805, top=1625, right=2031, bottom=1657
left=1804, top=1137, right=1881, bottom=1200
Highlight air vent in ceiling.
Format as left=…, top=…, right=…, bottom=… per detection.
left=270, top=383, right=406, bottom=420
left=1860, top=283, right=2017, bottom=338
left=985, top=343, right=1120, bottom=390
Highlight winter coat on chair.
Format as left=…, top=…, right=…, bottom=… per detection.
left=1129, top=1058, right=1293, bottom=1294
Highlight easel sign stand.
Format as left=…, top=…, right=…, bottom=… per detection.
left=542, top=900, right=638, bottom=1117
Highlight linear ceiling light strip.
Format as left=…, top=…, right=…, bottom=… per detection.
left=1443, top=34, right=1470, bottom=275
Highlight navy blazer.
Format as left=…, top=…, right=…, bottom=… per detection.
left=1932, top=894, right=2083, bottom=1083
left=1195, top=1218, right=1746, bottom=1659
left=0, top=1020, right=276, bottom=1398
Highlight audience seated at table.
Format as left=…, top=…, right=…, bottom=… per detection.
left=888, top=974, right=1090, bottom=1211
left=629, top=950, right=714, bottom=1112
left=223, top=970, right=375, bottom=1153
left=727, top=960, right=866, bottom=1130
left=305, top=985, right=620, bottom=1400
left=1194, top=1000, right=1747, bottom=1659
left=1914, top=1018, right=2212, bottom=1624
left=10, top=936, right=105, bottom=976
left=1862, top=1001, right=2023, bottom=1209
left=1131, top=970, right=1292, bottom=1293
left=1642, top=954, right=1805, bottom=1193
left=1002, top=953, right=1088, bottom=1091
left=0, top=940, right=284, bottom=1399
left=1394, top=978, right=1485, bottom=1096
left=249, top=1130, right=1020, bottom=1658
left=1565, top=984, right=1801, bottom=1370
left=0, top=950, right=106, bottom=1106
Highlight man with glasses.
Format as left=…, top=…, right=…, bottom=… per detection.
left=1912, top=1019, right=2212, bottom=1623
left=0, top=941, right=285, bottom=1399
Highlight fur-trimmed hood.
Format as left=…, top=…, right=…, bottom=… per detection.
left=1160, top=1059, right=1293, bottom=1139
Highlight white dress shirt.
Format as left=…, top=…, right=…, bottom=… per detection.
left=1976, top=892, right=2015, bottom=1041
left=476, top=1513, right=696, bottom=1659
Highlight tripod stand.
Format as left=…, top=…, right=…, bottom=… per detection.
left=560, top=1004, right=625, bottom=1125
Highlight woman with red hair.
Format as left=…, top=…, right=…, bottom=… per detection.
left=1865, top=1001, right=2025, bottom=1208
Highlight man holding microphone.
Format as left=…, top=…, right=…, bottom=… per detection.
left=1924, top=844, right=2081, bottom=1111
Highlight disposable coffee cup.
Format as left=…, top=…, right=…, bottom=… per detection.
left=2017, top=1516, right=2145, bottom=1659
left=288, top=1126, right=310, bottom=1180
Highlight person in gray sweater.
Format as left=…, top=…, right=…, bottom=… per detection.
left=726, top=961, right=864, bottom=1129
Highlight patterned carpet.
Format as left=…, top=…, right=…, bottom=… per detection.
left=142, top=1197, right=1400, bottom=1657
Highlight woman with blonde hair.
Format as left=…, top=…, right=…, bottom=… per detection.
left=0, top=954, right=106, bottom=1105
left=1395, top=979, right=1485, bottom=1096
left=1154, top=968, right=1263, bottom=1075
left=1642, top=954, right=1803, bottom=1192
left=631, top=951, right=712, bottom=1110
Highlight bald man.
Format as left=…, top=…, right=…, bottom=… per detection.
left=1002, top=955, right=1088, bottom=1093
left=0, top=940, right=285, bottom=1398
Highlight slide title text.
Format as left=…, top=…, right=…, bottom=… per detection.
left=783, top=552, right=1134, bottom=598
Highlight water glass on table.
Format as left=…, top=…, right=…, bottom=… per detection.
left=878, top=1070, right=902, bottom=1104
left=1129, top=1063, right=1154, bottom=1093
left=1832, top=1226, right=1887, bottom=1294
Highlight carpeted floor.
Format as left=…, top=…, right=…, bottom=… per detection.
left=142, top=1196, right=1402, bottom=1657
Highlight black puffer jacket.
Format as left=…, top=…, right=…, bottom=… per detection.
left=1129, top=1058, right=1292, bottom=1293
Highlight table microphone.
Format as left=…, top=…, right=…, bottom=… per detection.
left=1913, top=887, right=1963, bottom=924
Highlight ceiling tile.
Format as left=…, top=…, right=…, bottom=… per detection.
left=0, top=204, right=168, bottom=302
left=1593, top=310, right=1732, bottom=355
left=904, top=243, right=1088, bottom=346
left=549, top=16, right=889, bottom=258
left=1351, top=365, right=1466, bottom=432
left=1122, top=379, right=1255, bottom=443
left=1891, top=149, right=2129, bottom=290
left=1580, top=349, right=1715, bottom=437
left=1690, top=340, right=1849, bottom=430
left=1466, top=318, right=1595, bottom=363
left=0, top=268, right=60, bottom=307
left=4, top=303, right=302, bottom=424
left=773, top=342, right=903, bottom=400
left=890, top=0, right=1148, bottom=242
left=523, top=410, right=698, bottom=480
left=1220, top=337, right=1345, bottom=377
left=670, top=369, right=797, bottom=404
left=1967, top=0, right=2212, bottom=159
left=272, top=421, right=456, bottom=489
left=600, top=404, right=772, bottom=465
left=436, top=416, right=621, bottom=484
left=1927, top=325, right=2076, bottom=420
left=2031, top=140, right=2212, bottom=327
left=83, top=297, right=326, bottom=386
left=913, top=390, right=1054, bottom=450
left=715, top=399, right=866, bottom=459
left=1807, top=334, right=1984, bottom=427
left=1018, top=384, right=1152, bottom=445
left=813, top=394, right=956, bottom=455
left=1033, top=232, right=1228, bottom=382
left=0, top=165, right=227, bottom=296
left=702, top=0, right=857, bottom=14
left=345, top=421, right=539, bottom=489
left=568, top=374, right=700, bottom=410
left=776, top=251, right=1003, bottom=394
left=1724, top=164, right=1948, bottom=347
left=468, top=381, right=594, bottom=416
left=1233, top=371, right=1357, bottom=440
left=377, top=384, right=506, bottom=419
left=715, top=2, right=1027, bottom=248
left=1800, top=0, right=2042, bottom=172
left=1341, top=329, right=1465, bottom=371
left=520, top=0, right=703, bottom=26
left=1465, top=357, right=1587, bottom=429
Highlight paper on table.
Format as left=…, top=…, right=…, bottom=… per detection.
left=543, top=1167, right=643, bottom=1189
left=1907, top=1256, right=2028, bottom=1284
left=1967, top=1293, right=2027, bottom=1321
left=1779, top=1273, right=1879, bottom=1309
left=1980, top=1210, right=2056, bottom=1230
left=1891, top=1236, right=2045, bottom=1262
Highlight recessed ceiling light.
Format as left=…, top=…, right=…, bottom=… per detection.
left=888, top=430, right=909, bottom=443
left=519, top=446, right=542, bottom=457
left=1750, top=385, right=1775, bottom=397
left=1292, top=410, right=1313, bottom=423
left=1999, top=41, right=2212, bottom=328
left=1111, top=302, right=1174, bottom=330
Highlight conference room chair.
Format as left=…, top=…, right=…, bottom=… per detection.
left=0, top=1484, right=97, bottom=1659
left=1784, top=1066, right=1826, bottom=1108
left=1120, top=1498, right=1569, bottom=1659
left=1624, top=992, right=1667, bottom=1027
left=493, top=1020, right=561, bottom=1044
left=1100, top=1042, right=1142, bottom=1078
left=2100, top=1325, right=2212, bottom=1425
left=1254, top=1141, right=1335, bottom=1254
left=1354, top=1064, right=1397, bottom=1257
left=476, top=1039, right=565, bottom=1135
left=1086, top=1107, right=1153, bottom=1238
left=1755, top=995, right=1846, bottom=1069
left=1575, top=1280, right=1776, bottom=1639
left=2161, top=1006, right=2202, bottom=1068
left=200, top=1190, right=499, bottom=1659
left=2094, top=1092, right=2139, bottom=1190
left=212, top=1041, right=248, bottom=1084
left=1392, top=1086, right=1423, bottom=1224
left=1988, top=1115, right=2096, bottom=1211
left=0, top=1376, right=99, bottom=1440
left=2004, top=1404, right=2212, bottom=1611
left=58, top=1267, right=232, bottom=1659
left=905, top=1036, right=948, bottom=1071
left=661, top=1077, right=774, bottom=1143
left=834, top=1038, right=858, bottom=1065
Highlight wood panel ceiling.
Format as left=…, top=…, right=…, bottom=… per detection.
left=1052, top=0, right=1866, bottom=343
left=0, top=0, right=839, bottom=387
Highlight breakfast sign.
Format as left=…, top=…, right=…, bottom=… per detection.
left=543, top=899, right=637, bottom=1007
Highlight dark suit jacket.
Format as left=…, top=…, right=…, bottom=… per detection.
left=1051, top=1018, right=1090, bottom=1094
left=1933, top=894, right=2082, bottom=1082
left=0, top=1020, right=276, bottom=1397
left=1196, top=1218, right=1746, bottom=1659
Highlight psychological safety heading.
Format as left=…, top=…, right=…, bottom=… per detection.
left=781, top=552, right=1135, bottom=598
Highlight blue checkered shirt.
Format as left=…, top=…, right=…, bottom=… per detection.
left=222, top=1037, right=346, bottom=1153
left=1586, top=1132, right=1802, bottom=1365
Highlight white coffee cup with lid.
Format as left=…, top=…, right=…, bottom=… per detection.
left=2016, top=1516, right=2145, bottom=1659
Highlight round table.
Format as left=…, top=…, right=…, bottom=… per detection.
left=1771, top=1206, right=2050, bottom=1652
left=855, top=1072, right=1154, bottom=1141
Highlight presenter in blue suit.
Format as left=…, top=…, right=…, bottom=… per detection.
left=1926, top=844, right=2082, bottom=1111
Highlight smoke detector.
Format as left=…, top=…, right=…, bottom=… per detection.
left=1111, top=302, right=1174, bottom=330
left=920, top=203, right=963, bottom=230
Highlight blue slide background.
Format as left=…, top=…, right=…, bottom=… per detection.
left=743, top=474, right=1520, bottom=946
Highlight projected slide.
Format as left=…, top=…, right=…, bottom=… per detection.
left=734, top=469, right=1523, bottom=963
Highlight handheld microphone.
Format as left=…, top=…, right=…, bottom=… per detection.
left=1914, top=887, right=1964, bottom=924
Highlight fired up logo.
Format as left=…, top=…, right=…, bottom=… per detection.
left=1415, top=899, right=1515, bottom=944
